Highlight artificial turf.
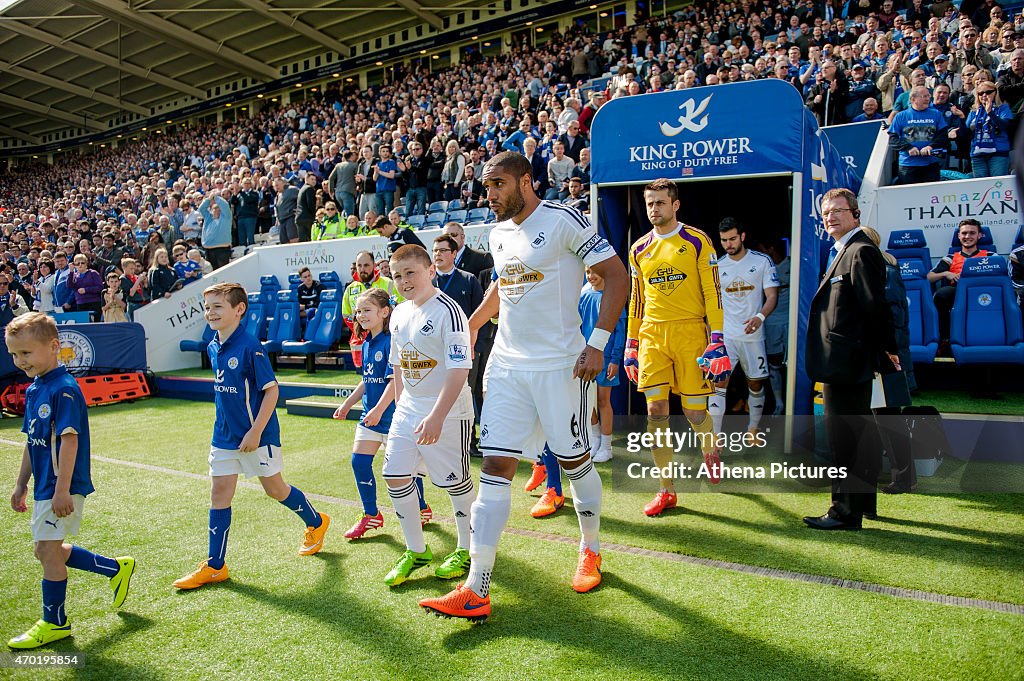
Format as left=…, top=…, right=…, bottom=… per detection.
left=0, top=398, right=1021, bottom=680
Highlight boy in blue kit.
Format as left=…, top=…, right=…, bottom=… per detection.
left=173, top=282, right=330, bottom=590
left=172, top=244, right=202, bottom=285
left=580, top=266, right=626, bottom=463
left=7, top=313, right=136, bottom=649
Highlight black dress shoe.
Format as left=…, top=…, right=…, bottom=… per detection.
left=881, top=482, right=916, bottom=494
left=863, top=512, right=878, bottom=520
left=803, top=514, right=861, bottom=530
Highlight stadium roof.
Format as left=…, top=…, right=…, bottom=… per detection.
left=0, top=0, right=497, bottom=144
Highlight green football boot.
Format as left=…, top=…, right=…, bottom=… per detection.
left=384, top=546, right=433, bottom=587
left=434, top=548, right=470, bottom=580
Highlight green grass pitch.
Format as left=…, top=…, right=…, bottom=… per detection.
left=0, top=398, right=1021, bottom=680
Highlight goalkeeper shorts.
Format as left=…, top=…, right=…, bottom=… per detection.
left=637, top=319, right=712, bottom=408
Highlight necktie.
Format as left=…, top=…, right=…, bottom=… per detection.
left=826, top=247, right=838, bottom=271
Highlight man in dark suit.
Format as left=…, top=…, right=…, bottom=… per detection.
left=804, top=188, right=902, bottom=530
left=442, top=222, right=494, bottom=278
left=433, top=233, right=485, bottom=454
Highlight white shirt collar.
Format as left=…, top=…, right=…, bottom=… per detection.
left=653, top=222, right=683, bottom=240
left=833, top=226, right=862, bottom=252
left=454, top=245, right=466, bottom=263
left=436, top=264, right=456, bottom=276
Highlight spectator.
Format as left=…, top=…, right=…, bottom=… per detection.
left=558, top=120, right=588, bottom=163
left=295, top=172, right=318, bottom=242
left=892, top=68, right=929, bottom=115
left=93, top=232, right=124, bottom=275
left=172, top=244, right=202, bottom=285
left=877, top=53, right=913, bottom=113
left=964, top=81, right=1014, bottom=176
left=0, top=277, right=28, bottom=327
left=522, top=136, right=548, bottom=198
left=179, top=199, right=201, bottom=243
left=460, top=166, right=487, bottom=209
left=441, top=221, right=492, bottom=278
left=327, top=149, right=359, bottom=218
left=102, top=271, right=129, bottom=323
left=950, top=27, right=995, bottom=73
left=341, top=250, right=399, bottom=322
left=188, top=249, right=212, bottom=276
left=562, top=177, right=590, bottom=213
left=441, top=139, right=466, bottom=202
left=853, top=97, right=885, bottom=121
left=198, top=192, right=233, bottom=268
left=889, top=86, right=949, bottom=184
left=425, top=137, right=446, bottom=204
left=401, top=142, right=429, bottom=217
left=845, top=63, right=881, bottom=121
left=373, top=215, right=424, bottom=254
left=996, top=49, right=1024, bottom=112
left=68, top=253, right=103, bottom=321
left=147, top=248, right=182, bottom=302
left=33, top=260, right=56, bottom=314
left=273, top=177, right=300, bottom=245
left=52, top=251, right=72, bottom=311
left=235, top=177, right=260, bottom=250
left=928, top=219, right=991, bottom=348
left=373, top=145, right=398, bottom=214
left=120, top=257, right=148, bottom=321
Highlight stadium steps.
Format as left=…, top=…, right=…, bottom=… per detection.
left=285, top=395, right=357, bottom=419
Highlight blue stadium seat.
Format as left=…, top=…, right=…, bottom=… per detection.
left=280, top=289, right=343, bottom=372
left=428, top=200, right=449, bottom=214
left=949, top=256, right=1024, bottom=364
left=948, top=225, right=996, bottom=255
left=887, top=229, right=932, bottom=275
left=259, top=274, right=282, bottom=329
left=287, top=273, right=302, bottom=292
left=448, top=199, right=465, bottom=211
left=395, top=205, right=408, bottom=218
left=466, top=207, right=490, bottom=224
left=263, top=290, right=300, bottom=354
left=179, top=324, right=215, bottom=353
left=446, top=209, right=467, bottom=224
left=244, top=293, right=267, bottom=340
left=485, top=210, right=497, bottom=223
left=900, top=261, right=940, bottom=363
left=319, top=270, right=342, bottom=290
left=406, top=214, right=426, bottom=229
left=424, top=213, right=446, bottom=227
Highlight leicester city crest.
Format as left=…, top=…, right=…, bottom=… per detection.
left=57, top=329, right=96, bottom=377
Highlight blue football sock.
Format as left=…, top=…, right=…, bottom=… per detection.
left=208, top=507, right=232, bottom=570
left=351, top=453, right=379, bottom=516
left=65, top=545, right=119, bottom=578
left=415, top=476, right=428, bottom=510
left=280, top=486, right=321, bottom=528
left=542, top=445, right=562, bottom=496
left=41, top=579, right=67, bottom=626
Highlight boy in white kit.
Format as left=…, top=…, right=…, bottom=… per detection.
left=710, top=217, right=779, bottom=436
left=382, top=244, right=477, bottom=587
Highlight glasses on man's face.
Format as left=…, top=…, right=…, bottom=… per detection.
left=821, top=208, right=853, bottom=217
left=432, top=248, right=452, bottom=254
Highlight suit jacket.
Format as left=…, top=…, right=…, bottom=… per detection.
left=455, top=246, right=494, bottom=278
left=805, top=229, right=898, bottom=385
left=433, top=268, right=482, bottom=321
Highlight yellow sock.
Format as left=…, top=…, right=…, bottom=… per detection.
left=688, top=410, right=717, bottom=456
left=648, top=415, right=675, bottom=492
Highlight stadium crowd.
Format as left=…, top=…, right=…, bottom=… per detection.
left=0, top=0, right=1022, bottom=325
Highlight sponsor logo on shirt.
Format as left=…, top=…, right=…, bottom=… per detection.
left=399, top=342, right=438, bottom=386
left=725, top=277, right=756, bottom=298
left=213, top=368, right=238, bottom=393
left=498, top=257, right=544, bottom=303
left=531, top=231, right=547, bottom=248
left=648, top=263, right=687, bottom=294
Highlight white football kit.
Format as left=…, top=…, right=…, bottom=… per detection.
left=480, top=201, right=616, bottom=461
left=384, top=291, right=474, bottom=487
left=718, top=249, right=779, bottom=380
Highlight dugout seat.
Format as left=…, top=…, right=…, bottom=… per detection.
left=949, top=255, right=1024, bottom=364
left=887, top=229, right=932, bottom=275
left=287, top=273, right=302, bottom=292
left=466, top=207, right=490, bottom=224
left=259, top=274, right=282, bottom=325
left=900, top=261, right=940, bottom=363
left=319, top=270, right=342, bottom=290
left=280, top=289, right=343, bottom=372
left=262, top=290, right=301, bottom=356
left=179, top=324, right=215, bottom=369
left=948, top=225, right=996, bottom=255
left=244, top=293, right=267, bottom=340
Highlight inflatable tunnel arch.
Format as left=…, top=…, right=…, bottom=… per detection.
left=589, top=79, right=860, bottom=417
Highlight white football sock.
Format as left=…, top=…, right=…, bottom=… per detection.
left=464, top=472, right=511, bottom=597
left=708, top=387, right=728, bottom=433
left=565, top=459, right=602, bottom=554
left=388, top=480, right=425, bottom=553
